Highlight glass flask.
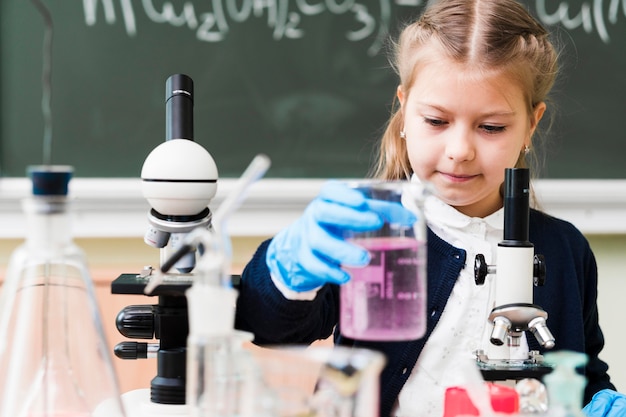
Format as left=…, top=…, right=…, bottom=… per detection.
left=0, top=166, right=126, bottom=417
left=340, top=180, right=428, bottom=341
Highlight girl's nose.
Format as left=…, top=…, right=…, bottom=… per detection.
left=445, top=128, right=475, bottom=161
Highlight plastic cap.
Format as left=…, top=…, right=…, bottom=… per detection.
left=27, top=165, right=73, bottom=196
left=444, top=383, right=519, bottom=417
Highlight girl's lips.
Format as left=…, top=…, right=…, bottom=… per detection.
left=439, top=172, right=478, bottom=183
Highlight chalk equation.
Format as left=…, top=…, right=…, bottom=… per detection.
left=82, top=0, right=424, bottom=56
left=82, top=0, right=625, bottom=54
left=536, top=0, right=626, bottom=44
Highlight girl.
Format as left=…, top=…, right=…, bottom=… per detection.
left=234, top=0, right=624, bottom=415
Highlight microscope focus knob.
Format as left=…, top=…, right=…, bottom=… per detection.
left=116, top=305, right=155, bottom=339
left=114, top=341, right=147, bottom=360
left=533, top=254, right=547, bottom=286
left=474, top=254, right=488, bottom=285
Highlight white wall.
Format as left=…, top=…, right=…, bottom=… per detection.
left=588, top=235, right=626, bottom=392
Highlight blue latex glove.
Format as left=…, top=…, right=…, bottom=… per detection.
left=266, top=180, right=417, bottom=292
left=583, top=389, right=626, bottom=417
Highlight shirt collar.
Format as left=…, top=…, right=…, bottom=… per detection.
left=410, top=175, right=504, bottom=232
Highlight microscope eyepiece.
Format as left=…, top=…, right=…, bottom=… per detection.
left=165, top=74, right=194, bottom=141
left=503, top=168, right=530, bottom=243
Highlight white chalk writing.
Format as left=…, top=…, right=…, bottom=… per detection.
left=82, top=0, right=424, bottom=55
left=535, top=0, right=626, bottom=43
left=82, top=0, right=625, bottom=55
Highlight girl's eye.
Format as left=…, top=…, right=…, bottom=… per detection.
left=481, top=124, right=506, bottom=134
left=423, top=117, right=447, bottom=127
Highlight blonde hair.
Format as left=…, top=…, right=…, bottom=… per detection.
left=371, top=0, right=559, bottom=180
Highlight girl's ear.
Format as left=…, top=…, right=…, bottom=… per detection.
left=396, top=85, right=408, bottom=128
left=530, top=101, right=547, bottom=136
left=396, top=85, right=406, bottom=109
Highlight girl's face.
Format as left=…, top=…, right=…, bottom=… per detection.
left=398, top=59, right=545, bottom=218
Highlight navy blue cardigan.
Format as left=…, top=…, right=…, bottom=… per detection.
left=235, top=209, right=615, bottom=417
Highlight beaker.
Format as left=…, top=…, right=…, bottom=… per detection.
left=249, top=345, right=386, bottom=417
left=339, top=180, right=427, bottom=341
left=186, top=330, right=261, bottom=417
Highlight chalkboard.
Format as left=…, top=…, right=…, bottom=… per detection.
left=1, top=1, right=625, bottom=179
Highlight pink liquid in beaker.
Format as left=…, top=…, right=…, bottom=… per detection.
left=340, top=237, right=426, bottom=341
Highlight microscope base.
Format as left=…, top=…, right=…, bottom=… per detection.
left=121, top=389, right=189, bottom=417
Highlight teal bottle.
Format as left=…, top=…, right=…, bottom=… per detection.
left=544, top=350, right=589, bottom=417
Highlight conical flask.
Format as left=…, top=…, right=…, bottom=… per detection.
left=0, top=166, right=126, bottom=417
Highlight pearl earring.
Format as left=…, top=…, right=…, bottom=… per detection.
left=400, top=130, right=406, bottom=139
left=524, top=145, right=530, bottom=155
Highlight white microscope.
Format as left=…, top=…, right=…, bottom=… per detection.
left=473, top=168, right=555, bottom=382
left=111, top=73, right=219, bottom=416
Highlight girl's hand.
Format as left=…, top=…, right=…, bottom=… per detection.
left=583, top=389, right=626, bottom=417
left=266, top=180, right=416, bottom=292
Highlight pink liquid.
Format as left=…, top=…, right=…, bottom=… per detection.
left=340, top=237, right=426, bottom=341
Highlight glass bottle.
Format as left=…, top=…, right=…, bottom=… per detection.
left=0, top=166, right=126, bottom=417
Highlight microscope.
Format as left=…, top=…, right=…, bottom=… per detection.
left=111, top=74, right=220, bottom=415
left=473, top=168, right=555, bottom=382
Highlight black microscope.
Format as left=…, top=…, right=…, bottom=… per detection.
left=110, top=74, right=221, bottom=412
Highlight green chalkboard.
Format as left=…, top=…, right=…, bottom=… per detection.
left=1, top=1, right=625, bottom=178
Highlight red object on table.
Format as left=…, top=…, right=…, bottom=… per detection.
left=443, top=383, right=519, bottom=416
